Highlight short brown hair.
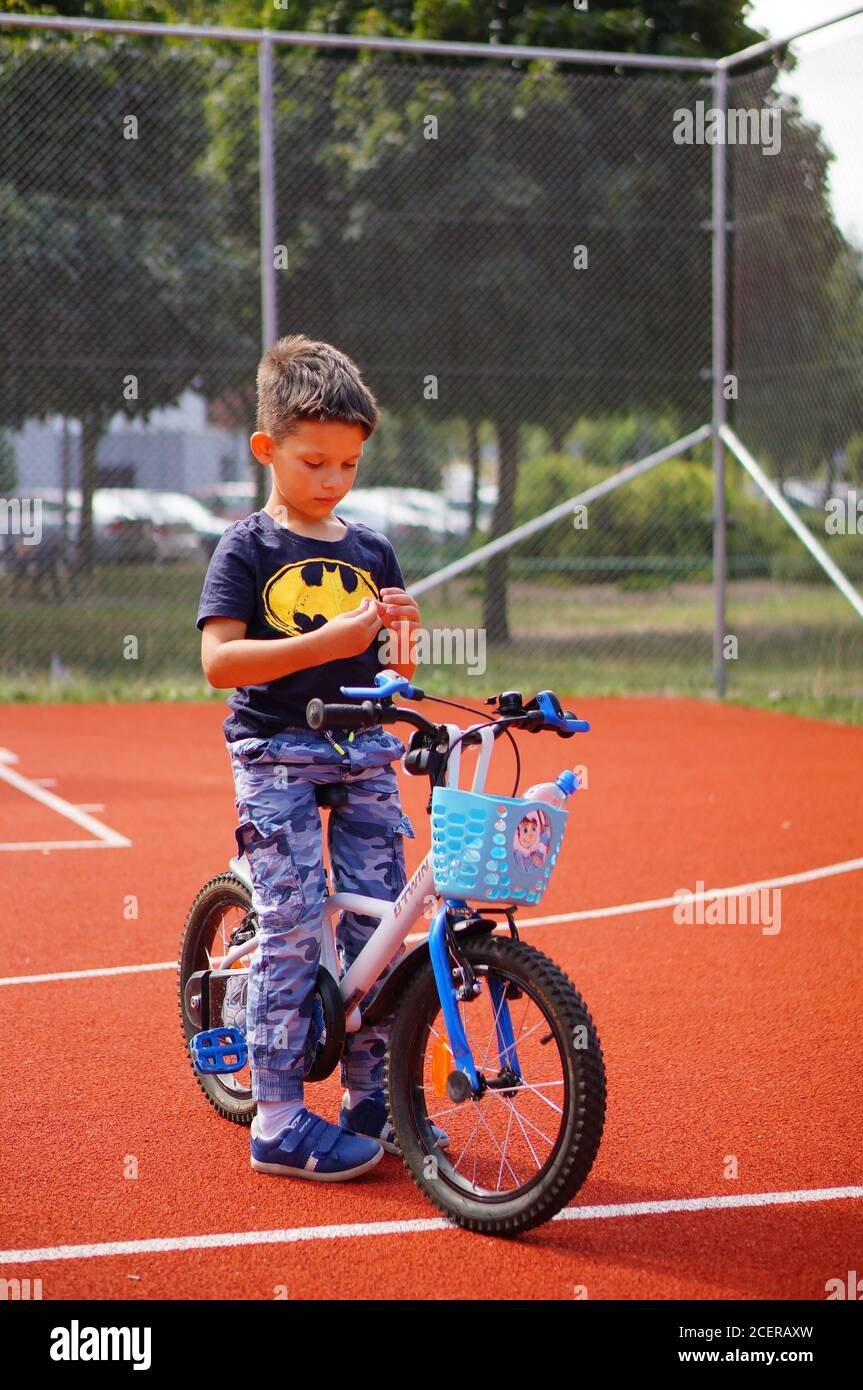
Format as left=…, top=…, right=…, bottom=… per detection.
left=256, top=334, right=380, bottom=442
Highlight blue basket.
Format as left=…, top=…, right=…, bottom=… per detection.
left=430, top=787, right=568, bottom=905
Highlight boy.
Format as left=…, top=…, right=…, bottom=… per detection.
left=197, top=334, right=439, bottom=1181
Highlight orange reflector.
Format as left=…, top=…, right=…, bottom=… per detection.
left=431, top=1035, right=455, bottom=1097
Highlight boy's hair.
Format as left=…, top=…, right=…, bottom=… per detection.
left=256, top=334, right=380, bottom=442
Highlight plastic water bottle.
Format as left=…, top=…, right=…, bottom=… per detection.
left=522, top=769, right=580, bottom=806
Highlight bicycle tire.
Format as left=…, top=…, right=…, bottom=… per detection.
left=385, top=933, right=606, bottom=1236
left=177, top=872, right=257, bottom=1126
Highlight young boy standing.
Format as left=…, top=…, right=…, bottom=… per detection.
left=197, top=334, right=433, bottom=1181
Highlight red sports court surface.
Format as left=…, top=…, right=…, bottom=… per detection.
left=1, top=698, right=861, bottom=1300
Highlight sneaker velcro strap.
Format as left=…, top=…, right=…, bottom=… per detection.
left=310, top=1122, right=343, bottom=1157
left=277, top=1114, right=340, bottom=1159
left=276, top=1113, right=321, bottom=1155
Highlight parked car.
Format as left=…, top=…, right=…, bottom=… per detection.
left=90, top=492, right=159, bottom=563
left=1, top=490, right=158, bottom=569
left=2, top=513, right=72, bottom=597
left=192, top=482, right=258, bottom=522
left=191, top=482, right=473, bottom=537
left=146, top=491, right=230, bottom=558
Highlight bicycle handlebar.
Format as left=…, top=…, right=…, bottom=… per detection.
left=307, top=678, right=589, bottom=742
left=306, top=699, right=379, bottom=731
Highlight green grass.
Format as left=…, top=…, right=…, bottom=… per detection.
left=2, top=564, right=862, bottom=725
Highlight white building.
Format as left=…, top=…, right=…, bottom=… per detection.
left=9, top=391, right=250, bottom=494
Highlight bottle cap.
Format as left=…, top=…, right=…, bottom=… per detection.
left=556, top=769, right=579, bottom=796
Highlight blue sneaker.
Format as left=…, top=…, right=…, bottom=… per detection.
left=339, top=1089, right=450, bottom=1154
left=250, top=1107, right=383, bottom=1181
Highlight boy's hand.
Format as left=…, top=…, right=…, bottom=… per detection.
left=319, top=599, right=383, bottom=660
left=378, top=587, right=422, bottom=679
left=378, top=587, right=421, bottom=633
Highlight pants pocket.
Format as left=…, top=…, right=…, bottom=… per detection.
left=228, top=737, right=275, bottom=765
left=386, top=813, right=415, bottom=896
left=234, top=818, right=305, bottom=930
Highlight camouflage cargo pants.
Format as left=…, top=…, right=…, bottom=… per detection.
left=228, top=726, right=415, bottom=1103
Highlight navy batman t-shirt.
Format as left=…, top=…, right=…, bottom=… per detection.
left=196, top=510, right=405, bottom=742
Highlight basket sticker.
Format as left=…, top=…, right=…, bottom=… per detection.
left=512, top=808, right=552, bottom=872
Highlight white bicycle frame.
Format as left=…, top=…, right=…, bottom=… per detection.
left=218, top=723, right=498, bottom=1035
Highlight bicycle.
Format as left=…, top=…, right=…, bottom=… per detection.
left=178, top=674, right=606, bottom=1236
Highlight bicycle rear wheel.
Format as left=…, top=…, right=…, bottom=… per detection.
left=385, top=934, right=606, bottom=1236
left=178, top=873, right=256, bottom=1125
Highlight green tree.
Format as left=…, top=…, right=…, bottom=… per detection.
left=0, top=431, right=17, bottom=494
left=0, top=23, right=254, bottom=570
left=258, top=1, right=766, bottom=638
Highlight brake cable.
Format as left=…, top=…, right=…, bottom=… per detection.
left=417, top=694, right=524, bottom=797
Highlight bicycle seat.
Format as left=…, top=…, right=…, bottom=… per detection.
left=314, top=783, right=349, bottom=811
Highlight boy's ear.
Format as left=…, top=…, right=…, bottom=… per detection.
left=250, top=431, right=274, bottom=466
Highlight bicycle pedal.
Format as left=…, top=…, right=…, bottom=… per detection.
left=190, top=1026, right=247, bottom=1074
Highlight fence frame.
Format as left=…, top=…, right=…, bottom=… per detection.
left=2, top=6, right=863, bottom=696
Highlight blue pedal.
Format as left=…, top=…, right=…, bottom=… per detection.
left=190, top=1026, right=247, bottom=1074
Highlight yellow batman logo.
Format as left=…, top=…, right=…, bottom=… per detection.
left=262, top=558, right=379, bottom=637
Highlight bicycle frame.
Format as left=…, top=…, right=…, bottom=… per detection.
left=220, top=721, right=503, bottom=1042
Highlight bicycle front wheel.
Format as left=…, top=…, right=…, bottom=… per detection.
left=385, top=934, right=606, bottom=1236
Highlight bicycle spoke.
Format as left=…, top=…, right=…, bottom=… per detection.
left=485, top=1089, right=556, bottom=1150
left=478, top=974, right=509, bottom=1072
left=424, top=1102, right=462, bottom=1123
left=514, top=985, right=533, bottom=1051
left=496, top=1101, right=517, bottom=1191
left=417, top=957, right=575, bottom=1201
left=450, top=1110, right=483, bottom=1178
left=473, top=1102, right=522, bottom=1189
left=507, top=1077, right=566, bottom=1118
left=493, top=1094, right=545, bottom=1171
left=508, top=1014, right=552, bottom=1048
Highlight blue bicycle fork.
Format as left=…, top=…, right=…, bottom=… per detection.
left=428, top=905, right=522, bottom=1093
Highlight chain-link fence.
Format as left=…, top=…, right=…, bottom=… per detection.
left=727, top=20, right=863, bottom=707
left=0, top=13, right=861, bottom=708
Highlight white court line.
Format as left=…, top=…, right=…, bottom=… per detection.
left=0, top=840, right=130, bottom=852
left=0, top=754, right=131, bottom=851
left=0, top=962, right=177, bottom=987
left=2, top=1186, right=861, bottom=1265
left=405, top=854, right=863, bottom=939
left=512, top=854, right=863, bottom=929
left=2, top=853, right=862, bottom=987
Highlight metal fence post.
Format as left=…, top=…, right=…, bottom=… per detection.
left=259, top=34, right=277, bottom=353
left=712, top=64, right=729, bottom=697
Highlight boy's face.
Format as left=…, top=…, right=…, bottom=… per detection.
left=250, top=419, right=365, bottom=519
left=517, top=817, right=540, bottom=850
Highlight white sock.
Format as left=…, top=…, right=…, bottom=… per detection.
left=256, top=1098, right=305, bottom=1141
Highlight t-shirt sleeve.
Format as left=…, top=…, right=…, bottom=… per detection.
left=196, top=526, right=257, bottom=631
left=377, top=537, right=406, bottom=593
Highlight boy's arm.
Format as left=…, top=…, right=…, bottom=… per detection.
left=201, top=602, right=383, bottom=689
